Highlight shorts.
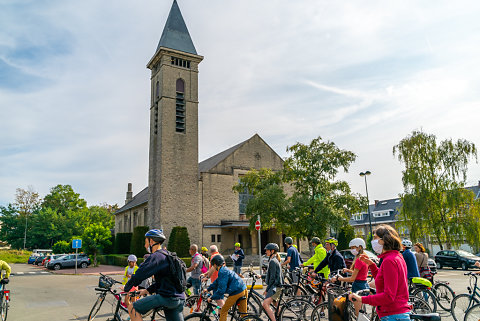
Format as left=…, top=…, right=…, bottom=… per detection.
left=290, top=270, right=299, bottom=284
left=266, top=287, right=282, bottom=301
left=352, top=280, right=369, bottom=293
left=133, top=294, right=184, bottom=321
left=381, top=313, right=411, bottom=321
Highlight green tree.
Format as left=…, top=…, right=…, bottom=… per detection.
left=52, top=240, right=71, bottom=254
left=0, top=204, right=25, bottom=249
left=168, top=226, right=190, bottom=257
left=82, top=223, right=112, bottom=266
left=337, top=223, right=355, bottom=251
left=130, top=226, right=149, bottom=257
left=42, top=184, right=87, bottom=215
left=15, top=186, right=41, bottom=249
left=393, top=130, right=478, bottom=249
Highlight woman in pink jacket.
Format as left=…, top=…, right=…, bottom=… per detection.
left=349, top=225, right=411, bottom=320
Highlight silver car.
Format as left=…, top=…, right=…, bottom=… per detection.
left=47, top=254, right=91, bottom=270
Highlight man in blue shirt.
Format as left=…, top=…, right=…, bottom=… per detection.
left=206, top=255, right=248, bottom=321
left=233, top=242, right=245, bottom=276
left=401, top=239, right=420, bottom=279
left=282, top=236, right=301, bottom=295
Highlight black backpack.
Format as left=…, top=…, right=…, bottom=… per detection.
left=160, top=249, right=187, bottom=293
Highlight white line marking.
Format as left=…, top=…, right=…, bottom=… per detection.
left=16, top=272, right=24, bottom=275
left=28, top=272, right=36, bottom=274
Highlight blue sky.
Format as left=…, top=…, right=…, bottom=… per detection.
left=1, top=0, right=480, bottom=206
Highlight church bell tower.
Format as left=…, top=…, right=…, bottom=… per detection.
left=147, top=0, right=203, bottom=245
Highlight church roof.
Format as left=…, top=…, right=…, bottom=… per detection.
left=156, top=0, right=197, bottom=55
left=115, top=186, right=148, bottom=215
left=198, top=138, right=250, bottom=173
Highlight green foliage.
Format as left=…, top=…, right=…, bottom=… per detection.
left=393, top=130, right=478, bottom=249
left=42, top=184, right=87, bottom=215
left=130, top=226, right=149, bottom=257
left=53, top=240, right=71, bottom=254
left=103, top=235, right=115, bottom=255
left=337, top=224, right=355, bottom=251
left=82, top=223, right=112, bottom=266
left=233, top=136, right=364, bottom=241
left=167, top=226, right=190, bottom=257
left=0, top=250, right=32, bottom=263
left=96, top=254, right=191, bottom=267
left=366, top=233, right=373, bottom=252
left=115, top=233, right=133, bottom=254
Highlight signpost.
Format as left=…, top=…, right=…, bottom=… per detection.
left=72, top=239, right=82, bottom=275
left=256, top=216, right=261, bottom=270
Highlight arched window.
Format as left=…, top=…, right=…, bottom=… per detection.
left=175, top=79, right=186, bottom=133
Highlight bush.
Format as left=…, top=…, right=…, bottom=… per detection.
left=337, top=224, right=355, bottom=250
left=53, top=240, right=71, bottom=254
left=167, top=226, right=190, bottom=257
left=114, top=233, right=132, bottom=254
left=130, top=226, right=149, bottom=258
left=95, top=254, right=191, bottom=267
left=0, top=249, right=32, bottom=263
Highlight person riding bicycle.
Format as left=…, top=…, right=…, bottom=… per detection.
left=205, top=254, right=248, bottom=321
left=263, top=243, right=283, bottom=321
left=281, top=237, right=301, bottom=284
left=302, top=237, right=329, bottom=278
left=124, top=229, right=185, bottom=321
left=337, top=238, right=370, bottom=292
left=0, top=260, right=11, bottom=291
left=401, top=239, right=420, bottom=279
left=313, top=237, right=346, bottom=280
left=349, top=225, right=411, bottom=320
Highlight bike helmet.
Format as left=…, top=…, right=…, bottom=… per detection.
left=264, top=243, right=279, bottom=251
left=325, top=237, right=338, bottom=246
left=284, top=237, right=293, bottom=245
left=402, top=239, right=413, bottom=248
left=145, top=229, right=166, bottom=242
left=127, top=254, right=137, bottom=262
left=235, top=242, right=241, bottom=248
left=201, top=247, right=208, bottom=252
left=311, top=237, right=321, bottom=245
left=349, top=238, right=366, bottom=249
left=211, top=255, right=225, bottom=267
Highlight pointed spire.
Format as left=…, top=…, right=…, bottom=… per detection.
left=156, top=0, right=197, bottom=55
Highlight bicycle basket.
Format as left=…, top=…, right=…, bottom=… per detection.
left=327, top=287, right=350, bottom=321
left=98, top=275, right=114, bottom=289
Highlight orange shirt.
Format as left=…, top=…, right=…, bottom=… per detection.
left=210, top=252, right=220, bottom=282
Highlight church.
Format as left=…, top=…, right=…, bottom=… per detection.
left=114, top=1, right=289, bottom=255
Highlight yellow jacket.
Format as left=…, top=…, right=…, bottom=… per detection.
left=304, top=244, right=329, bottom=278
left=0, top=260, right=11, bottom=279
left=122, top=265, right=138, bottom=285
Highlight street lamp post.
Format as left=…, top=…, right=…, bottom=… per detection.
left=360, top=171, right=373, bottom=237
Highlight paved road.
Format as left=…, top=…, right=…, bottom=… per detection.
left=7, top=263, right=477, bottom=321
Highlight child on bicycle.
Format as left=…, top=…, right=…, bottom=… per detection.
left=263, top=243, right=283, bottom=321
left=337, top=238, right=370, bottom=293
left=122, top=255, right=139, bottom=306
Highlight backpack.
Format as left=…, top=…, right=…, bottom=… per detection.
left=160, top=249, right=187, bottom=293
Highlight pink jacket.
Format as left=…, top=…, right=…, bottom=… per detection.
left=361, top=250, right=411, bottom=318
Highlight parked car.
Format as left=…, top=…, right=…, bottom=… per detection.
left=46, top=254, right=91, bottom=270
left=43, top=254, right=65, bottom=267
left=428, top=258, right=437, bottom=274
left=34, top=255, right=46, bottom=265
left=339, top=249, right=380, bottom=268
left=27, top=255, right=38, bottom=264
left=435, top=250, right=480, bottom=270
left=261, top=252, right=287, bottom=268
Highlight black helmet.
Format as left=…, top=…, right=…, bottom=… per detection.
left=145, top=229, right=166, bottom=242
left=264, top=243, right=279, bottom=251
left=211, top=255, right=225, bottom=267
left=311, top=237, right=321, bottom=245
left=284, top=236, right=293, bottom=244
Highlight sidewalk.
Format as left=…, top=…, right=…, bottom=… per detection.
left=31, top=263, right=124, bottom=276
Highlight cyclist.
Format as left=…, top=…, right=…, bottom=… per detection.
left=124, top=229, right=185, bottom=321
left=186, top=244, right=203, bottom=295
left=201, top=247, right=209, bottom=258
left=413, top=243, right=432, bottom=281
left=401, top=239, right=420, bottom=279
left=281, top=237, right=301, bottom=284
left=122, top=254, right=139, bottom=306
left=201, top=245, right=221, bottom=283
left=233, top=242, right=245, bottom=276
left=313, top=237, right=346, bottom=279
left=0, top=260, right=11, bottom=291
left=337, top=238, right=369, bottom=292
left=205, top=255, right=248, bottom=321
left=302, top=237, right=329, bottom=278
left=262, top=243, right=282, bottom=321
left=349, top=225, right=410, bottom=320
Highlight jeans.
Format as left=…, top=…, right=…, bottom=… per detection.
left=133, top=294, right=184, bottom=321
left=381, top=313, right=411, bottom=321
left=352, top=280, right=369, bottom=293
left=187, top=276, right=201, bottom=295
left=233, top=265, right=242, bottom=275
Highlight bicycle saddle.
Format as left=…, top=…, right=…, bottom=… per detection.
left=410, top=313, right=440, bottom=321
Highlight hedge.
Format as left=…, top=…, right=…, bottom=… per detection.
left=167, top=226, right=190, bottom=257
left=130, top=226, right=149, bottom=257
left=114, top=233, right=132, bottom=254
left=0, top=250, right=32, bottom=263
left=96, top=254, right=191, bottom=267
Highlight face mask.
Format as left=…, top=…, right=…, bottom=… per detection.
left=351, top=249, right=358, bottom=256
left=372, top=239, right=383, bottom=254
left=327, top=249, right=332, bottom=254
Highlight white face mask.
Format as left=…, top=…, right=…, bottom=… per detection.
left=372, top=239, right=383, bottom=254
left=351, top=249, right=358, bottom=256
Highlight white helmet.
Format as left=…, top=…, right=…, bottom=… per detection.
left=349, top=238, right=366, bottom=249
left=128, top=254, right=137, bottom=262
left=402, top=239, right=413, bottom=248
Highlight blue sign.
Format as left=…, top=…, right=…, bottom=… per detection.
left=72, top=239, right=82, bottom=249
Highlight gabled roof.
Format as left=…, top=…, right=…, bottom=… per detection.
left=156, top=0, right=197, bottom=55
left=198, top=138, right=250, bottom=173
left=115, top=187, right=149, bottom=215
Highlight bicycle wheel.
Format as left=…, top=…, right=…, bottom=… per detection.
left=411, top=288, right=437, bottom=312
left=184, top=312, right=211, bottom=321
left=451, top=293, right=479, bottom=321
left=465, top=303, right=480, bottom=321
left=279, top=298, right=315, bottom=321
left=409, top=296, right=432, bottom=314
left=311, top=302, right=328, bottom=321
left=185, top=295, right=208, bottom=314
left=239, top=314, right=263, bottom=321
left=0, top=296, right=7, bottom=321
left=87, top=293, right=106, bottom=321
left=433, top=282, right=455, bottom=311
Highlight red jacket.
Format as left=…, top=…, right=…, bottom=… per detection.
left=361, top=250, right=411, bottom=318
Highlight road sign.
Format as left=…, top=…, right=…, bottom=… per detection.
left=72, top=239, right=82, bottom=249
left=255, top=220, right=261, bottom=231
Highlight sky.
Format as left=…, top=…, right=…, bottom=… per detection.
left=1, top=0, right=480, bottom=207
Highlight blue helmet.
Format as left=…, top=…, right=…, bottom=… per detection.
left=145, top=229, right=166, bottom=242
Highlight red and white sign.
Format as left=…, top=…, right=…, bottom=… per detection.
left=255, top=220, right=261, bottom=231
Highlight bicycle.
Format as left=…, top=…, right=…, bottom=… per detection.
left=451, top=271, right=480, bottom=321
left=409, top=277, right=438, bottom=313
left=0, top=280, right=10, bottom=321
left=88, top=273, right=129, bottom=321
left=431, top=278, right=455, bottom=312
left=184, top=291, right=250, bottom=321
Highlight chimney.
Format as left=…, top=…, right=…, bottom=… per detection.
left=125, top=183, right=133, bottom=204
left=374, top=200, right=379, bottom=206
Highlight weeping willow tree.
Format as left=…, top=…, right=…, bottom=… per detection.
left=393, top=130, right=478, bottom=250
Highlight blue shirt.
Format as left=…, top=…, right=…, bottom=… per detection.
left=287, top=246, right=300, bottom=271
left=402, top=249, right=420, bottom=279
left=207, top=266, right=246, bottom=300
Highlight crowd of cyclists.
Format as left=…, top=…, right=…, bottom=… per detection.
left=101, top=224, right=449, bottom=321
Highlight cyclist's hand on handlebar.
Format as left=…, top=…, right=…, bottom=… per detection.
left=475, top=261, right=480, bottom=268
left=349, top=293, right=362, bottom=303
left=138, top=289, right=149, bottom=297
left=1, top=278, right=9, bottom=284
